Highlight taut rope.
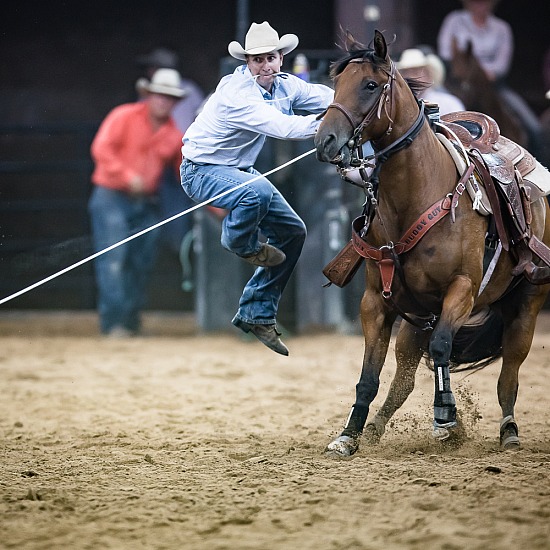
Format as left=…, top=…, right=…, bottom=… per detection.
left=0, top=149, right=316, bottom=306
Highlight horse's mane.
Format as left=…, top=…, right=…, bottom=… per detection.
left=330, top=31, right=431, bottom=99
left=404, top=76, right=431, bottom=98
left=329, top=34, right=381, bottom=79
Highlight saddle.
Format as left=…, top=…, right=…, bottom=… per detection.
left=438, top=111, right=550, bottom=284
left=323, top=110, right=550, bottom=288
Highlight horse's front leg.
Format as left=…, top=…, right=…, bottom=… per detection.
left=429, top=275, right=476, bottom=440
left=326, top=291, right=397, bottom=457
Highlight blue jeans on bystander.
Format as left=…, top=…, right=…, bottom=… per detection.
left=88, top=186, right=160, bottom=335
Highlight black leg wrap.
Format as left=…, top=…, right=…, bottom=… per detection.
left=342, top=404, right=369, bottom=436
left=434, top=364, right=457, bottom=425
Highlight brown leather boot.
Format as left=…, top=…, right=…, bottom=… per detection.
left=233, top=318, right=289, bottom=356
left=241, top=243, right=286, bottom=267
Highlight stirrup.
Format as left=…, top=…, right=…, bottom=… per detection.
left=523, top=262, right=550, bottom=285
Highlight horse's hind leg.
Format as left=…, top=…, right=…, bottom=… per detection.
left=498, top=283, right=549, bottom=449
left=498, top=198, right=550, bottom=449
left=364, top=321, right=430, bottom=443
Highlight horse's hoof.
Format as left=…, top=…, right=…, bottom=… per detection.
left=501, top=434, right=520, bottom=450
left=324, top=435, right=358, bottom=458
left=500, top=415, right=520, bottom=450
left=432, top=421, right=458, bottom=441
left=363, top=422, right=382, bottom=444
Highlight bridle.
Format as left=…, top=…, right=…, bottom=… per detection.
left=322, top=59, right=426, bottom=192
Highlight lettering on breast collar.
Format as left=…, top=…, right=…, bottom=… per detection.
left=403, top=205, right=443, bottom=246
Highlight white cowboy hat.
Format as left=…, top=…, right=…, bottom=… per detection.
left=228, top=21, right=299, bottom=60
left=139, top=68, right=187, bottom=98
left=396, top=48, right=428, bottom=70
left=426, top=53, right=446, bottom=86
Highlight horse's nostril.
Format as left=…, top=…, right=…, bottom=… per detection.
left=315, top=133, right=340, bottom=162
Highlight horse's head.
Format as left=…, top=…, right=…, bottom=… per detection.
left=315, top=30, right=396, bottom=166
left=446, top=38, right=487, bottom=107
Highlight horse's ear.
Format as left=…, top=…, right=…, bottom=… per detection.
left=343, top=29, right=357, bottom=53
left=341, top=28, right=367, bottom=53
left=373, top=30, right=388, bottom=61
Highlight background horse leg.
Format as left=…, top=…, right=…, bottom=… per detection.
left=497, top=283, right=549, bottom=449
left=364, top=321, right=430, bottom=443
left=325, top=294, right=397, bottom=457
left=429, top=275, right=476, bottom=440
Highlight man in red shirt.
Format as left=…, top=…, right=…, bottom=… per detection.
left=89, top=68, right=185, bottom=337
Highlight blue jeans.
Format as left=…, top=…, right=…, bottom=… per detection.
left=88, top=186, right=160, bottom=334
left=180, top=159, right=307, bottom=324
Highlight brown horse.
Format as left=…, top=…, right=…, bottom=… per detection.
left=314, top=31, right=550, bottom=457
left=445, top=39, right=528, bottom=148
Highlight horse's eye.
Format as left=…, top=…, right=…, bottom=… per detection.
left=364, top=81, right=378, bottom=92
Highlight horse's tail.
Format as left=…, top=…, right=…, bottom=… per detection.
left=426, top=308, right=503, bottom=373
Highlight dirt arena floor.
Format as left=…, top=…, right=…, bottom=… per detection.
left=1, top=310, right=549, bottom=550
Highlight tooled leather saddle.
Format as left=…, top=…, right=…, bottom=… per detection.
left=439, top=111, right=550, bottom=285
left=323, top=109, right=550, bottom=288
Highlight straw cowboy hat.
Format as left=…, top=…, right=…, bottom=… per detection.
left=136, top=68, right=187, bottom=99
left=228, top=21, right=299, bottom=60
left=396, top=48, right=429, bottom=70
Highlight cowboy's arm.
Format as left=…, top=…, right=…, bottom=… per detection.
left=437, top=12, right=460, bottom=62
left=289, top=77, right=334, bottom=114
left=226, top=99, right=321, bottom=140
left=484, top=21, right=513, bottom=79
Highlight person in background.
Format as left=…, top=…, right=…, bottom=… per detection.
left=136, top=47, right=205, bottom=137
left=396, top=48, right=465, bottom=115
left=180, top=21, right=334, bottom=355
left=437, top=0, right=512, bottom=85
left=89, top=69, right=185, bottom=337
left=437, top=0, right=540, bottom=154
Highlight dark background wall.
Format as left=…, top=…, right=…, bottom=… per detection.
left=1, top=1, right=548, bottom=312
left=3, top=1, right=547, bottom=125
left=0, top=1, right=336, bottom=124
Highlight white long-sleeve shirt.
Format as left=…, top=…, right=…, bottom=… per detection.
left=182, top=65, right=334, bottom=168
left=437, top=10, right=513, bottom=80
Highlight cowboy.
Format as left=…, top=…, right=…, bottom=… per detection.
left=181, top=21, right=334, bottom=355
left=89, top=68, right=185, bottom=337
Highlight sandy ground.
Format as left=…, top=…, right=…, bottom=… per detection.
left=1, top=311, right=549, bottom=550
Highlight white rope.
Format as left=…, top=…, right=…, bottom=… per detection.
left=0, top=148, right=316, bottom=306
